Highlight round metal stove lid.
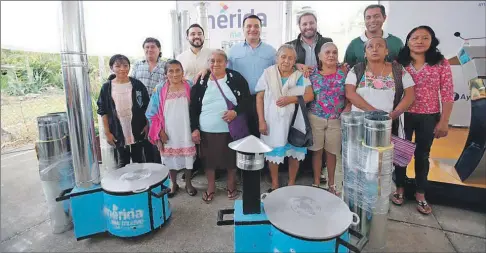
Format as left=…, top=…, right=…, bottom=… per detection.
left=101, top=163, right=169, bottom=193
left=263, top=185, right=356, bottom=240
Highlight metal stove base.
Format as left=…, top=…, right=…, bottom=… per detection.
left=218, top=200, right=356, bottom=253
left=56, top=179, right=172, bottom=240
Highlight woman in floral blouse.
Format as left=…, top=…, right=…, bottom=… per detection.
left=308, top=42, right=350, bottom=195
left=394, top=26, right=454, bottom=214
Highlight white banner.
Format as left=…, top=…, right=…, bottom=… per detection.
left=176, top=1, right=284, bottom=51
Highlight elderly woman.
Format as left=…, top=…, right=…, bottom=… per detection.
left=308, top=42, right=350, bottom=195
left=145, top=59, right=196, bottom=198
left=190, top=49, right=251, bottom=203
left=345, top=36, right=415, bottom=117
left=255, top=44, right=314, bottom=193
left=395, top=26, right=454, bottom=214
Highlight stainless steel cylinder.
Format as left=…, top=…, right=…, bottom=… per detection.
left=236, top=152, right=265, bottom=171
left=37, top=113, right=75, bottom=234
left=59, top=1, right=100, bottom=188
left=364, top=115, right=392, bottom=148
left=47, top=112, right=69, bottom=137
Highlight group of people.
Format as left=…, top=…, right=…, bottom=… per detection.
left=96, top=4, right=454, bottom=215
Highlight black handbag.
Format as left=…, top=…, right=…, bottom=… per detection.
left=288, top=96, right=313, bottom=147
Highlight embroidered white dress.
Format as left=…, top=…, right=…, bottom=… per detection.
left=160, top=90, right=196, bottom=170
left=254, top=68, right=311, bottom=164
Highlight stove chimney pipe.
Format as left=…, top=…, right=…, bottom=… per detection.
left=59, top=1, right=100, bottom=188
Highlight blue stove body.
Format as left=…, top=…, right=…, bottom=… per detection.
left=225, top=200, right=352, bottom=253
left=56, top=177, right=171, bottom=240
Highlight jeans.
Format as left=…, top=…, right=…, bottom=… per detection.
left=394, top=113, right=440, bottom=193
left=115, top=141, right=145, bottom=168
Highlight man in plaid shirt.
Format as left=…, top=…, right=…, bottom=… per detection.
left=131, top=37, right=167, bottom=163
left=131, top=37, right=167, bottom=97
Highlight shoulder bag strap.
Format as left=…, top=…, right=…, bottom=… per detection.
left=291, top=96, right=311, bottom=131
left=211, top=73, right=234, bottom=109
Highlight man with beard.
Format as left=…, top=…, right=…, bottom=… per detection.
left=344, top=4, right=404, bottom=68
left=177, top=24, right=212, bottom=82
left=286, top=9, right=333, bottom=72
left=177, top=23, right=212, bottom=180
left=286, top=10, right=333, bottom=185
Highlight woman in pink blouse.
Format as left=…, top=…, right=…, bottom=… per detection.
left=394, top=26, right=454, bottom=214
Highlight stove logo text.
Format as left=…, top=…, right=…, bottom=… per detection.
left=104, top=204, right=144, bottom=228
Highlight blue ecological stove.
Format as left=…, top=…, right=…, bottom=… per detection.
left=217, top=136, right=368, bottom=252
left=56, top=163, right=171, bottom=240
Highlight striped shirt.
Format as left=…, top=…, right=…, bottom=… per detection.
left=130, top=58, right=166, bottom=97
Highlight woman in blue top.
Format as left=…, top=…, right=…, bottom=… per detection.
left=255, top=44, right=314, bottom=192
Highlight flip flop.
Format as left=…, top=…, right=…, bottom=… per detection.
left=391, top=192, right=404, bottom=205
left=417, top=200, right=432, bottom=215
left=186, top=186, right=198, bottom=196
left=202, top=191, right=215, bottom=204
left=227, top=189, right=240, bottom=200
left=168, top=184, right=179, bottom=198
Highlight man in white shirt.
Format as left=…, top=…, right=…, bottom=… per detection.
left=176, top=24, right=212, bottom=82
left=176, top=23, right=212, bottom=179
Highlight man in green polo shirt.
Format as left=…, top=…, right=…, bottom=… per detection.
left=344, top=4, right=404, bottom=68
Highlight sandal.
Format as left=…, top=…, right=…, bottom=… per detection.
left=185, top=185, right=198, bottom=197
left=227, top=189, right=240, bottom=200
left=391, top=192, right=405, bottom=205
left=311, top=183, right=326, bottom=189
left=417, top=200, right=432, bottom=215
left=327, top=184, right=338, bottom=195
left=168, top=184, right=180, bottom=198
left=202, top=191, right=215, bottom=204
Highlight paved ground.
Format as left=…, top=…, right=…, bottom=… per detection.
left=1, top=147, right=485, bottom=252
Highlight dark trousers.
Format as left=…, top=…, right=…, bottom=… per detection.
left=115, top=141, right=145, bottom=168
left=394, top=112, right=440, bottom=193
left=248, top=95, right=260, bottom=138
left=142, top=140, right=161, bottom=164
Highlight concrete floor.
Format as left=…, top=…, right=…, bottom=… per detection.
left=1, top=147, right=485, bottom=252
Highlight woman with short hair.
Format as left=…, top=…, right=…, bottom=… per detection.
left=190, top=49, right=252, bottom=203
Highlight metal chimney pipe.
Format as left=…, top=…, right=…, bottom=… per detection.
left=195, top=2, right=210, bottom=48
left=59, top=1, right=100, bottom=188
left=170, top=10, right=182, bottom=58
left=284, top=1, right=293, bottom=42
left=181, top=10, right=190, bottom=52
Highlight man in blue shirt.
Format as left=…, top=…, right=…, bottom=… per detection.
left=227, top=15, right=276, bottom=137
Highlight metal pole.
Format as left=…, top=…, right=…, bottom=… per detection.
left=284, top=1, right=293, bottom=43
left=59, top=1, right=100, bottom=188
left=181, top=10, right=190, bottom=52
left=195, top=2, right=210, bottom=48
left=170, top=10, right=182, bottom=58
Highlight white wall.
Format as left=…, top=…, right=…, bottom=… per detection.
left=382, top=1, right=486, bottom=126
left=382, top=1, right=485, bottom=58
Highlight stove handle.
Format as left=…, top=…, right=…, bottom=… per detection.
left=55, top=188, right=73, bottom=202
left=151, top=188, right=171, bottom=198
left=350, top=212, right=360, bottom=226
left=335, top=228, right=368, bottom=253
left=217, top=208, right=235, bottom=226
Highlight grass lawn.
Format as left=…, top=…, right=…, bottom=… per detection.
left=1, top=92, right=68, bottom=148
